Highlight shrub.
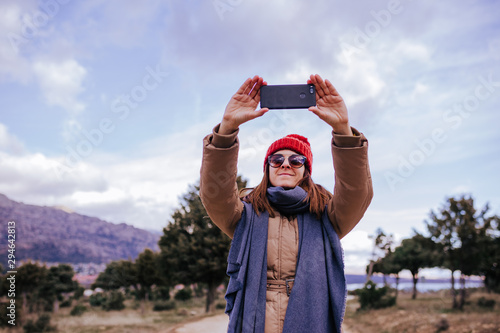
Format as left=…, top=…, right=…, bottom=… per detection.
left=477, top=297, right=496, bottom=309
left=174, top=287, right=193, bottom=301
left=153, top=300, right=177, bottom=311
left=23, top=313, right=56, bottom=333
left=435, top=318, right=450, bottom=332
left=102, top=291, right=125, bottom=311
left=73, top=287, right=85, bottom=300
left=70, top=304, right=88, bottom=316
left=89, top=292, right=106, bottom=307
left=356, top=280, right=396, bottom=310
left=60, top=299, right=72, bottom=308
left=153, top=286, right=171, bottom=301
left=216, top=301, right=226, bottom=310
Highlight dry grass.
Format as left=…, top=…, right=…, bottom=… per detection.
left=343, top=289, right=500, bottom=333
left=4, top=290, right=499, bottom=332
left=1, top=297, right=226, bottom=333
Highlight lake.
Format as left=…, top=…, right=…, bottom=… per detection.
left=346, top=274, right=484, bottom=292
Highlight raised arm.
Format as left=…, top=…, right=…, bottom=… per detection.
left=219, top=75, right=269, bottom=134
left=307, top=74, right=373, bottom=238
left=307, top=74, right=353, bottom=136
left=200, top=125, right=243, bottom=238
left=200, top=76, right=269, bottom=238
left=327, top=129, right=373, bottom=239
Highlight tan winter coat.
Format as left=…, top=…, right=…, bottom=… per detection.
left=200, top=124, right=373, bottom=333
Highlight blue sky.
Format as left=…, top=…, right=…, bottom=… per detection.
left=1, top=0, right=499, bottom=274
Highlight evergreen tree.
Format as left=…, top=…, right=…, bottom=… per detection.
left=41, top=264, right=78, bottom=312
left=426, top=195, right=498, bottom=308
left=93, top=260, right=137, bottom=291
left=483, top=216, right=500, bottom=293
left=159, top=176, right=247, bottom=312
left=371, top=251, right=404, bottom=300
left=135, top=249, right=165, bottom=301
left=10, top=262, right=78, bottom=316
left=15, top=262, right=48, bottom=314
left=392, top=234, right=438, bottom=299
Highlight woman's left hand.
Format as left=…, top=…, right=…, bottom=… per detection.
left=308, top=74, right=353, bottom=136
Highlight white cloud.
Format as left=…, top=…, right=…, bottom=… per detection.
left=336, top=52, right=386, bottom=106
left=0, top=1, right=37, bottom=83
left=0, top=120, right=211, bottom=230
left=342, top=229, right=372, bottom=253
left=0, top=123, right=25, bottom=155
left=394, top=40, right=432, bottom=62
left=0, top=151, right=107, bottom=203
left=341, top=230, right=373, bottom=274
left=33, top=59, right=87, bottom=113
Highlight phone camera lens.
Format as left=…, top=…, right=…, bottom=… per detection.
left=310, top=87, right=314, bottom=94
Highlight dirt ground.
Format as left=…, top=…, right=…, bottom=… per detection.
left=168, top=291, right=500, bottom=333
left=342, top=291, right=500, bottom=333
left=166, top=314, right=228, bottom=333
left=167, top=313, right=355, bottom=333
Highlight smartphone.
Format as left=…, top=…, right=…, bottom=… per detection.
left=260, top=84, right=316, bottom=109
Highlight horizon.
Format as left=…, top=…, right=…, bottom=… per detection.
left=2, top=192, right=488, bottom=279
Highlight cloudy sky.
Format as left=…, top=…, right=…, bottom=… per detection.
left=1, top=0, right=499, bottom=275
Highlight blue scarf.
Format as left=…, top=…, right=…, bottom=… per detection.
left=225, top=186, right=346, bottom=333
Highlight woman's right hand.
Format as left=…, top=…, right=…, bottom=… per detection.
left=219, top=75, right=269, bottom=135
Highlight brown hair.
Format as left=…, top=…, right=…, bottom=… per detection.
left=240, top=164, right=332, bottom=219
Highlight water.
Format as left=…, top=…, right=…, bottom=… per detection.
left=347, top=280, right=484, bottom=292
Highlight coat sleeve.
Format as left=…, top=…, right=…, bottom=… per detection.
left=199, top=124, right=244, bottom=239
left=327, top=127, right=373, bottom=239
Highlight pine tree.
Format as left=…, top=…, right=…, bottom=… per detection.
left=159, top=176, right=247, bottom=312
left=426, top=195, right=497, bottom=308
left=392, top=234, right=438, bottom=299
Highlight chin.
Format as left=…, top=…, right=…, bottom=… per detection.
left=274, top=181, right=298, bottom=188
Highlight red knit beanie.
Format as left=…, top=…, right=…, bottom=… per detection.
left=264, top=134, right=313, bottom=174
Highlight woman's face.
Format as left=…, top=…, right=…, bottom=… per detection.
left=268, top=149, right=305, bottom=188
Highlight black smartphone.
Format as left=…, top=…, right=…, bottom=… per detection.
left=260, top=84, right=316, bottom=109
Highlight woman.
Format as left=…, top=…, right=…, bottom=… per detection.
left=200, top=74, right=373, bottom=333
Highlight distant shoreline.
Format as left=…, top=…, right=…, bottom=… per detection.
left=345, top=274, right=484, bottom=292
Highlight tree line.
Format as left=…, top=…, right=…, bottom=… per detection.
left=2, top=178, right=498, bottom=325
left=0, top=177, right=242, bottom=328
left=91, top=177, right=248, bottom=313
left=367, top=194, right=500, bottom=310
left=0, top=262, right=81, bottom=328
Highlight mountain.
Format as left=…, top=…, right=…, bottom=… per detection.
left=0, top=194, right=161, bottom=268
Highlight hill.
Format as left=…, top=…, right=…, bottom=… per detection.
left=0, top=194, right=160, bottom=268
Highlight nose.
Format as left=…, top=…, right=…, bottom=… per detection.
left=281, top=158, right=291, bottom=169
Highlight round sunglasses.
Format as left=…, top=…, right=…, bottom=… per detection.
left=267, top=154, right=307, bottom=169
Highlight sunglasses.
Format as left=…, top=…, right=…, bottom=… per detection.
left=268, top=154, right=307, bottom=169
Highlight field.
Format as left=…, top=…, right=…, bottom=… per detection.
left=2, top=290, right=499, bottom=332
left=343, top=290, right=500, bottom=333
left=0, top=297, right=226, bottom=333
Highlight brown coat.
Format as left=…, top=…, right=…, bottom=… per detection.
left=200, top=124, right=373, bottom=333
